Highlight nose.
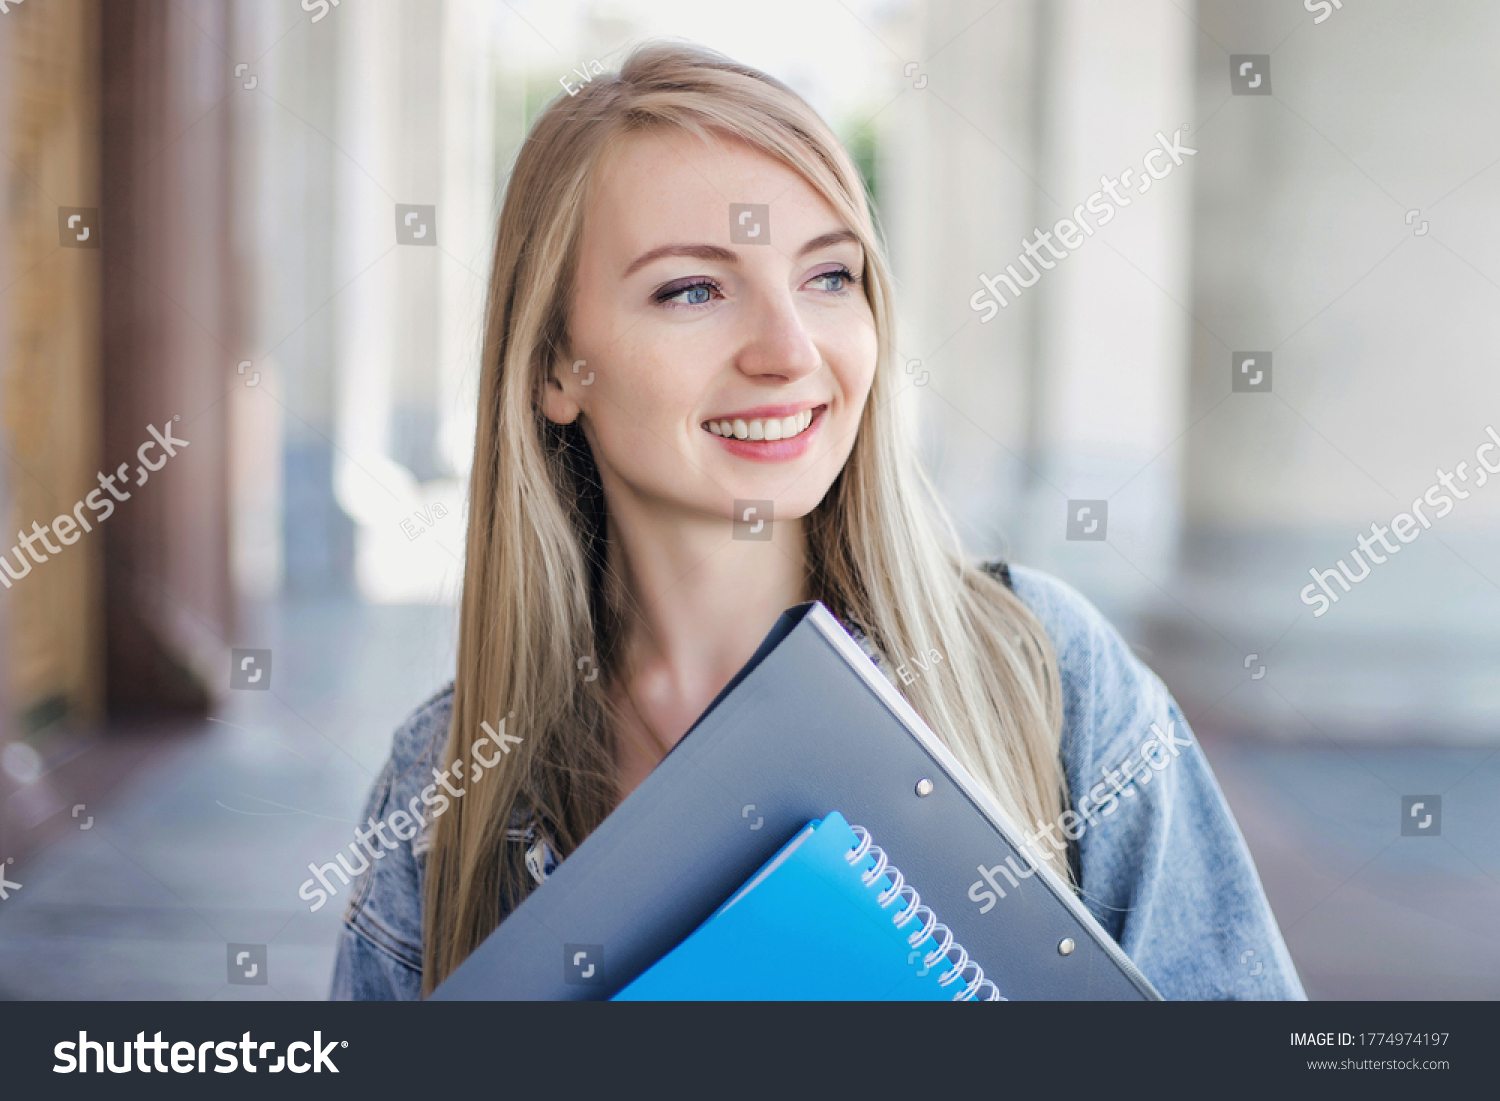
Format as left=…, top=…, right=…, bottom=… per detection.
left=734, top=287, right=822, bottom=382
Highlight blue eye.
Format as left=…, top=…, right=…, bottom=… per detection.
left=809, top=268, right=857, bottom=293
left=655, top=269, right=855, bottom=307
left=657, top=279, right=722, bottom=306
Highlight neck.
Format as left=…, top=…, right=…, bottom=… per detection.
left=604, top=496, right=807, bottom=718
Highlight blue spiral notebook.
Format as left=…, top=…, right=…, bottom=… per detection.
left=614, top=812, right=1001, bottom=1001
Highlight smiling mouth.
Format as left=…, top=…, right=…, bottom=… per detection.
left=703, top=406, right=824, bottom=441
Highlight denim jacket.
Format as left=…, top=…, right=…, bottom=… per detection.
left=329, top=564, right=1306, bottom=1000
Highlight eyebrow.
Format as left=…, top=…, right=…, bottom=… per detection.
left=622, top=228, right=862, bottom=277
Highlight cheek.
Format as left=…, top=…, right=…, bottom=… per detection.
left=595, top=334, right=695, bottom=422
left=828, top=313, right=879, bottom=407
left=580, top=347, right=699, bottom=471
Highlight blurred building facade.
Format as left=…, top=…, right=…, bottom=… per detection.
left=887, top=0, right=1500, bottom=743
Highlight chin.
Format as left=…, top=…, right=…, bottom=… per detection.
left=717, top=484, right=828, bottom=525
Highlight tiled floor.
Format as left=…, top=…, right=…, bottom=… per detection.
left=0, top=598, right=460, bottom=1000
left=1, top=597, right=1495, bottom=1000
left=1200, top=734, right=1500, bottom=999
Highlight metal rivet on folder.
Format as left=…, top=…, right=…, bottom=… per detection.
left=1058, top=938, right=1075, bottom=956
left=915, top=778, right=934, bottom=797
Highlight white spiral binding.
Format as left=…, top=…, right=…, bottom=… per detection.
left=846, top=824, right=1005, bottom=1001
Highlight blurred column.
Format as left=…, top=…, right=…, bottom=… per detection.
left=225, top=0, right=282, bottom=605
left=881, top=0, right=1044, bottom=557
left=436, top=0, right=497, bottom=483
left=1022, top=0, right=1197, bottom=608
left=331, top=0, right=462, bottom=604
left=258, top=0, right=352, bottom=600
left=885, top=0, right=1196, bottom=621
left=330, top=0, right=404, bottom=596
left=0, top=0, right=105, bottom=854
left=0, top=0, right=105, bottom=740
left=0, top=1, right=9, bottom=802
left=98, top=0, right=237, bottom=712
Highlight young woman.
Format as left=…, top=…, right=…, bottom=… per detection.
left=330, top=42, right=1303, bottom=1001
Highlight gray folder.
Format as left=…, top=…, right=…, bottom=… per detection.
left=431, top=601, right=1161, bottom=1001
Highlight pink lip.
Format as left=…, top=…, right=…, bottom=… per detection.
left=704, top=404, right=828, bottom=464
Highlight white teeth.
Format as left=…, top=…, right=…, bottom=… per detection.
left=709, top=410, right=818, bottom=441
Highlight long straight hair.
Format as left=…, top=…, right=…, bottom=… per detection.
left=422, top=42, right=1067, bottom=993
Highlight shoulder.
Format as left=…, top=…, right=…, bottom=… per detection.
left=360, top=679, right=455, bottom=858
left=377, top=682, right=456, bottom=864
left=331, top=683, right=454, bottom=997
left=387, top=683, right=454, bottom=792
left=1000, top=563, right=1158, bottom=691
left=969, top=564, right=1306, bottom=998
left=992, top=562, right=1174, bottom=767
left=997, top=561, right=1116, bottom=656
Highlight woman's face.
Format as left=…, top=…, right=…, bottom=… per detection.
left=549, top=128, right=878, bottom=535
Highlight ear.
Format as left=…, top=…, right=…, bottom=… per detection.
left=541, top=360, right=583, bottom=425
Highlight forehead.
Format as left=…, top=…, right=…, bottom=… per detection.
left=584, top=128, right=844, bottom=253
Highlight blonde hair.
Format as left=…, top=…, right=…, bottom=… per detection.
left=422, top=41, right=1067, bottom=993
